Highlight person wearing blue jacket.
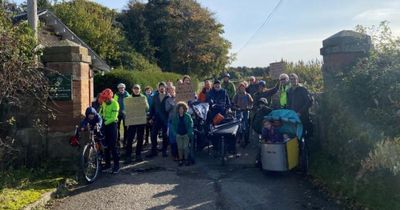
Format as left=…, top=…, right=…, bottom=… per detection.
left=207, top=79, right=231, bottom=122
left=114, top=83, right=130, bottom=148
left=79, top=107, right=104, bottom=142
left=148, top=82, right=170, bottom=158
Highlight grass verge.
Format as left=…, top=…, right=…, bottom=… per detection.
left=310, top=152, right=400, bottom=210
left=0, top=166, right=74, bottom=210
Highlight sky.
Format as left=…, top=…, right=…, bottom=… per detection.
left=12, top=0, right=400, bottom=67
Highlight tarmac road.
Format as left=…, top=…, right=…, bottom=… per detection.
left=50, top=142, right=341, bottom=210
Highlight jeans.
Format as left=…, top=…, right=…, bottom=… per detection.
left=104, top=122, right=119, bottom=169
left=126, top=124, right=145, bottom=158
left=150, top=120, right=168, bottom=154
left=176, top=134, right=189, bottom=160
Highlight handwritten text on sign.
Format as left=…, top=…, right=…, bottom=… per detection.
left=175, top=83, right=195, bottom=102
left=269, top=62, right=286, bottom=80
left=125, top=97, right=148, bottom=126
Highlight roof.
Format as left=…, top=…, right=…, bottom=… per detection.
left=13, top=10, right=110, bottom=72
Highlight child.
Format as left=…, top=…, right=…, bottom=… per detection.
left=171, top=102, right=194, bottom=166
left=80, top=107, right=103, bottom=138
left=261, top=120, right=284, bottom=143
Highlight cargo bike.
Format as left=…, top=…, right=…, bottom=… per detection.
left=190, top=102, right=242, bottom=165
left=259, top=109, right=309, bottom=173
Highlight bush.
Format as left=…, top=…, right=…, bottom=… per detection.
left=313, top=22, right=400, bottom=209
left=95, top=69, right=200, bottom=94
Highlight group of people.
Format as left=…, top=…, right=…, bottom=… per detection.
left=78, top=72, right=312, bottom=173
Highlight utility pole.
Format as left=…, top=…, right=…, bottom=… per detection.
left=27, top=0, right=38, bottom=42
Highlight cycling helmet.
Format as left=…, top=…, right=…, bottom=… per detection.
left=223, top=73, right=230, bottom=78
left=100, top=88, right=113, bottom=101
left=258, top=80, right=266, bottom=87
left=117, top=83, right=126, bottom=89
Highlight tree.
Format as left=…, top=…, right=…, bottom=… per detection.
left=119, top=0, right=231, bottom=77
left=118, top=1, right=156, bottom=63
left=53, top=0, right=123, bottom=65
left=52, top=0, right=160, bottom=71
left=0, top=9, right=50, bottom=168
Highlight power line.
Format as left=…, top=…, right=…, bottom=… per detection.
left=236, top=0, right=284, bottom=55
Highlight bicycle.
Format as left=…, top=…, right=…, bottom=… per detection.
left=79, top=124, right=104, bottom=183
left=230, top=106, right=252, bottom=148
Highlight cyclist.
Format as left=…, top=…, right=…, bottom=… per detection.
left=207, top=79, right=230, bottom=123
left=79, top=107, right=103, bottom=140
left=99, top=88, right=120, bottom=174
left=233, top=82, right=254, bottom=145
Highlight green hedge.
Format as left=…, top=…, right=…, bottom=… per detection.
left=94, top=69, right=199, bottom=94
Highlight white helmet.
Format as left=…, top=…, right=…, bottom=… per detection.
left=117, top=83, right=126, bottom=89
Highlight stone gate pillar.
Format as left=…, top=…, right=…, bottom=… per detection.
left=42, top=40, right=93, bottom=158
left=320, top=30, right=372, bottom=89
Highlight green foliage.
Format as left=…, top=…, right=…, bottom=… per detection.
left=53, top=0, right=123, bottom=65
left=313, top=21, right=400, bottom=209
left=0, top=8, right=50, bottom=169
left=52, top=0, right=161, bottom=72
left=285, top=60, right=323, bottom=93
left=119, top=0, right=231, bottom=77
left=53, top=0, right=123, bottom=62
left=94, top=69, right=183, bottom=94
left=0, top=167, right=72, bottom=210
left=229, top=59, right=323, bottom=93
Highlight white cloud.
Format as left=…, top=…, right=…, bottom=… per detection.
left=353, top=8, right=400, bottom=22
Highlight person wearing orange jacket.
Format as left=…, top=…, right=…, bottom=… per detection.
left=198, top=80, right=212, bottom=103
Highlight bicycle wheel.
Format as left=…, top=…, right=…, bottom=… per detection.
left=81, top=143, right=100, bottom=183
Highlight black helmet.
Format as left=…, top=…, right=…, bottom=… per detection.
left=223, top=73, right=230, bottom=78
left=257, top=98, right=268, bottom=105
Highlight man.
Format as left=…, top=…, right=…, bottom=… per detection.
left=221, top=73, right=236, bottom=100
left=287, top=73, right=313, bottom=137
left=124, top=84, right=149, bottom=164
left=207, top=79, right=230, bottom=122
left=253, top=80, right=278, bottom=104
left=144, top=86, right=153, bottom=146
left=246, top=76, right=258, bottom=97
left=114, top=83, right=130, bottom=147
left=270, top=73, right=291, bottom=109
left=148, top=82, right=170, bottom=158
left=99, top=88, right=120, bottom=174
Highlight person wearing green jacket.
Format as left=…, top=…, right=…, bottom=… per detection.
left=124, top=84, right=149, bottom=164
left=221, top=73, right=236, bottom=100
left=99, top=88, right=120, bottom=174
left=170, top=102, right=194, bottom=166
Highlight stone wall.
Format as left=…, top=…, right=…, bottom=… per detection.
left=42, top=41, right=94, bottom=159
